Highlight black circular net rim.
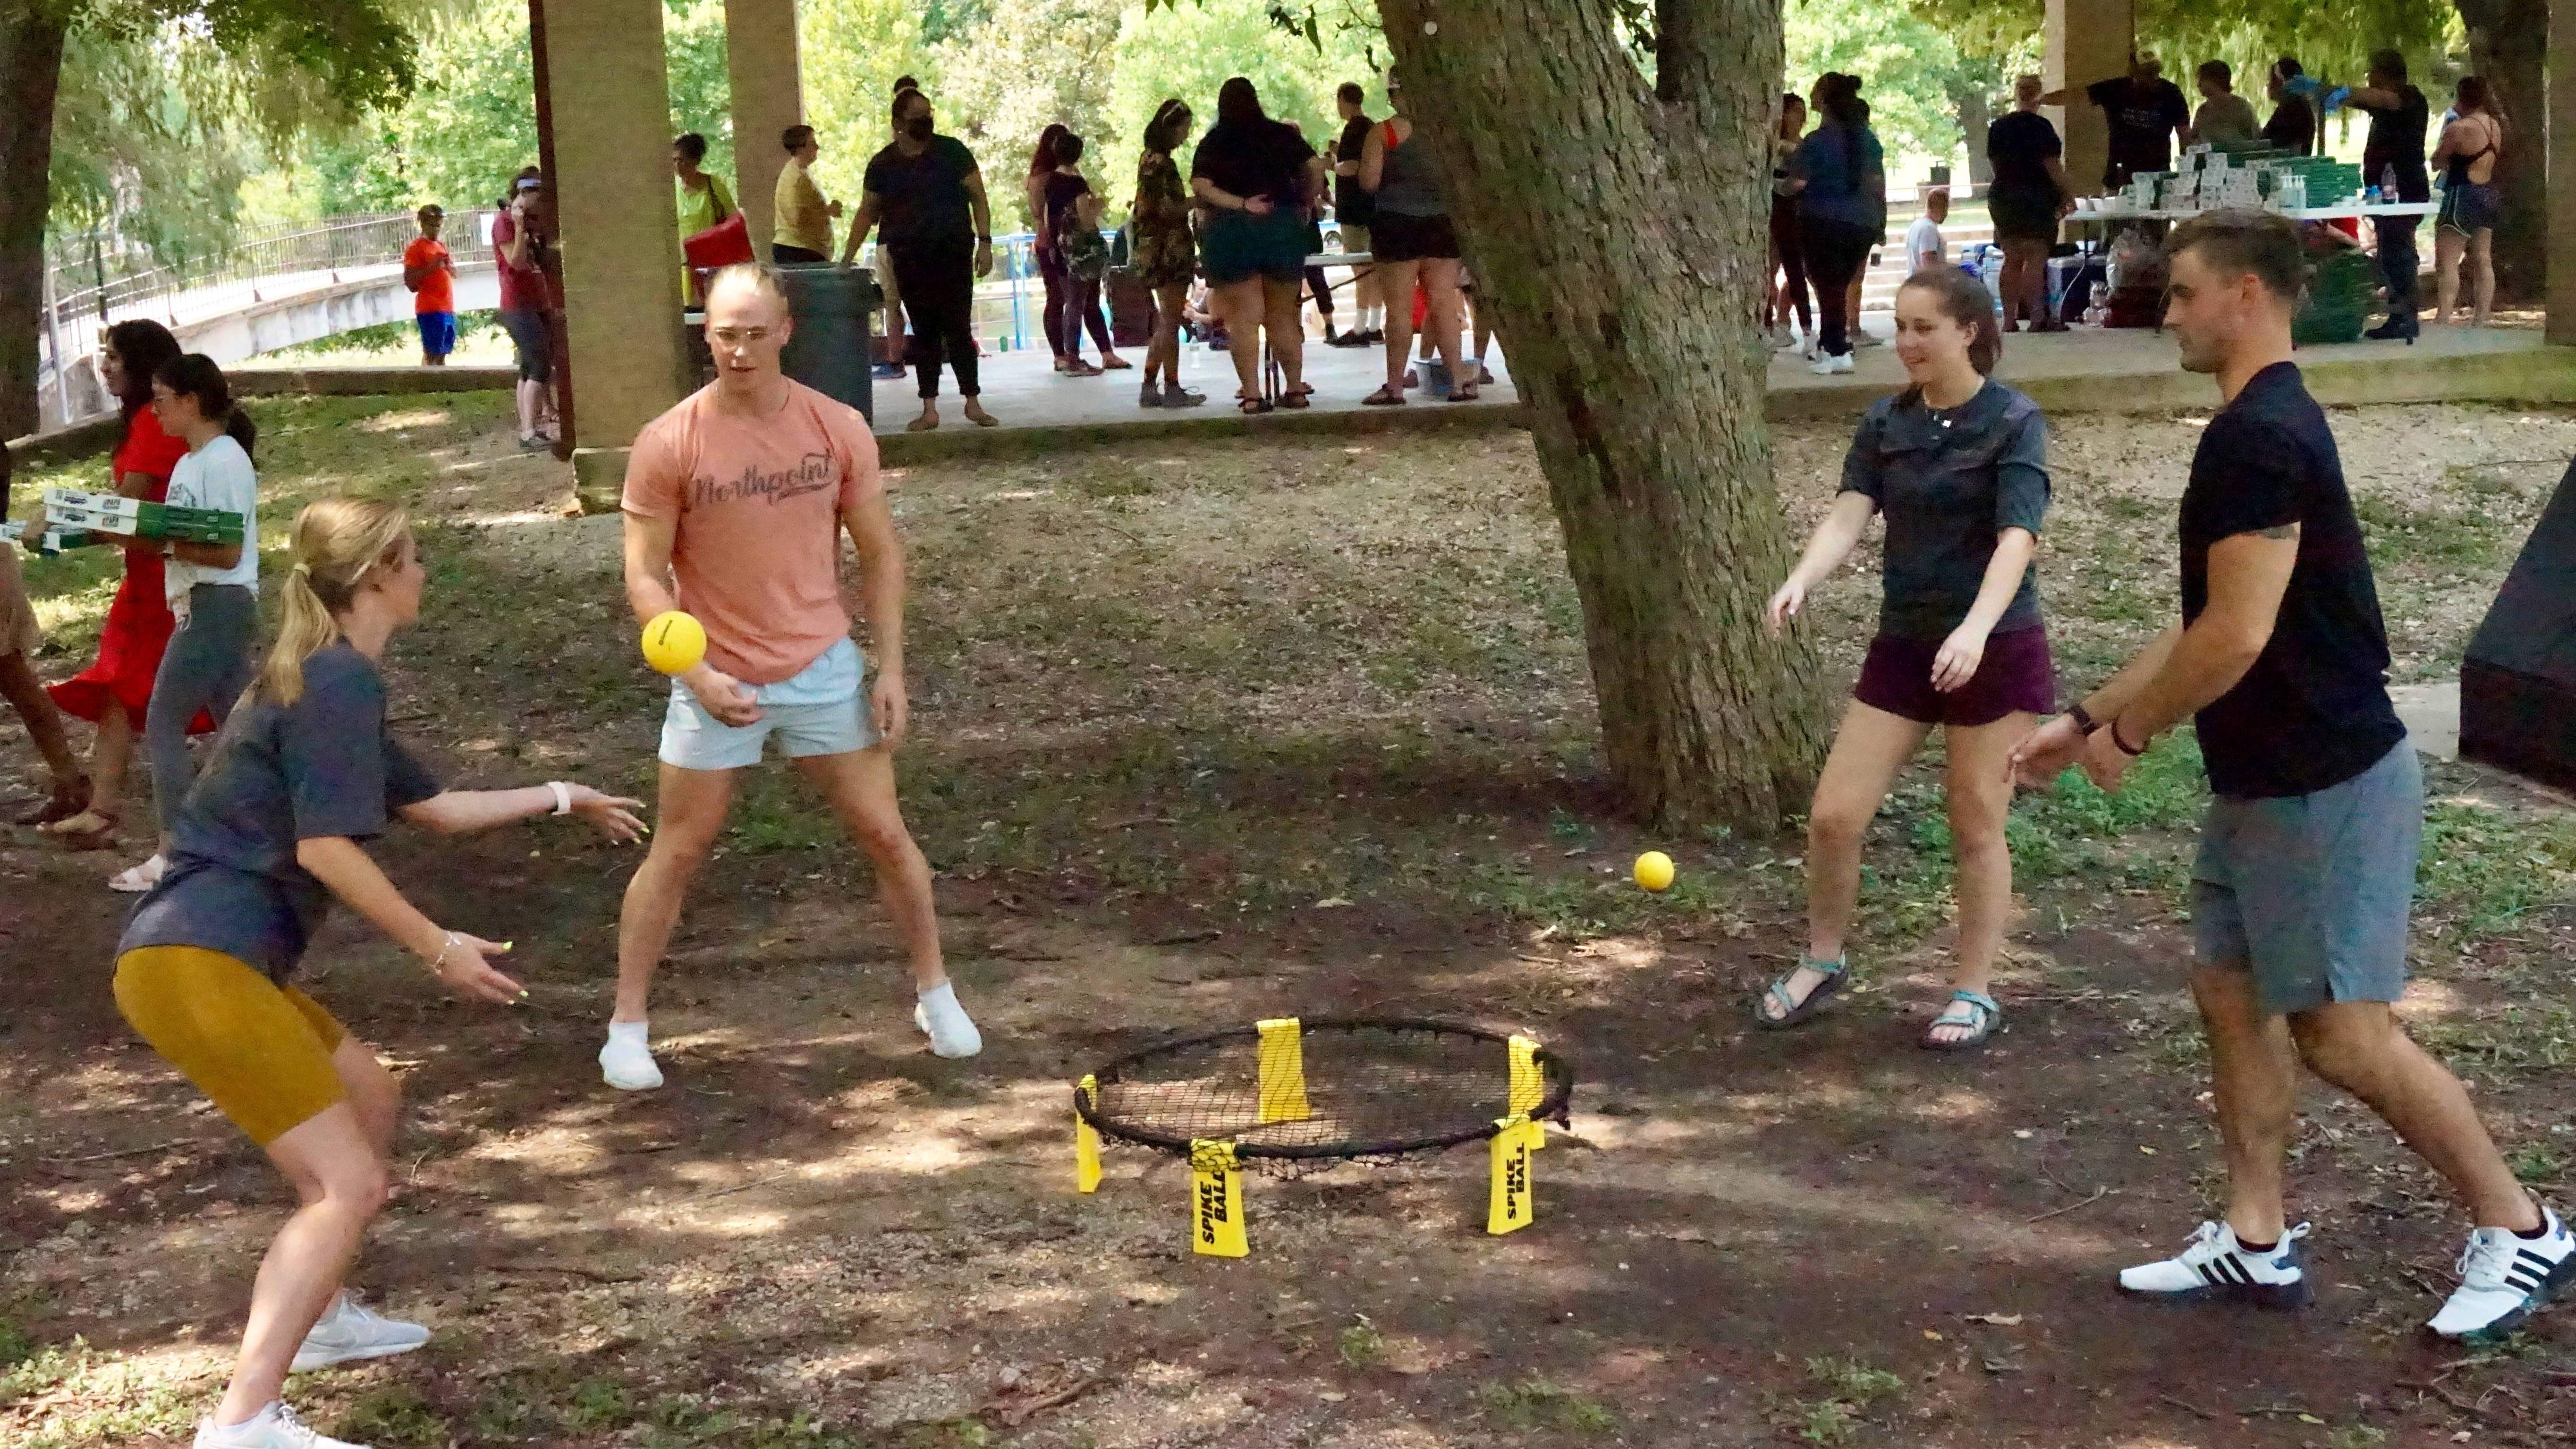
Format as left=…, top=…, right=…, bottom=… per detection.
left=1073, top=1016, right=1576, bottom=1161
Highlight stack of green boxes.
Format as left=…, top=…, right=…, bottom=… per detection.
left=0, top=521, right=96, bottom=557
left=2273, top=155, right=2364, bottom=208
left=2295, top=247, right=2379, bottom=345
left=42, top=487, right=246, bottom=545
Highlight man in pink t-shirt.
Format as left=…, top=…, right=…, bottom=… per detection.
left=605, top=264, right=979, bottom=1090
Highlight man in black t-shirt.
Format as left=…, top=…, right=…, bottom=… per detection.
left=2046, top=54, right=2189, bottom=188
left=1328, top=81, right=1381, bottom=344
left=2346, top=49, right=2431, bottom=339
left=2011, top=209, right=2573, bottom=1340
left=843, top=87, right=997, bottom=430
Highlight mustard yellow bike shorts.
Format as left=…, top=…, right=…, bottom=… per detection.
left=114, top=946, right=349, bottom=1146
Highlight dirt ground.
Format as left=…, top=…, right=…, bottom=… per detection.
left=2, top=392, right=2573, bottom=1448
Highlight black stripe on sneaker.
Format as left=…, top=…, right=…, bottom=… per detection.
left=2219, top=1256, right=2253, bottom=1286
left=2198, top=1262, right=2223, bottom=1286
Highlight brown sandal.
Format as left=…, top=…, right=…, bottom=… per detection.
left=50, top=806, right=120, bottom=852
left=1362, top=384, right=1407, bottom=406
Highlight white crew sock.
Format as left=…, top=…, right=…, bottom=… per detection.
left=913, top=981, right=983, bottom=1059
left=599, top=1018, right=662, bottom=1090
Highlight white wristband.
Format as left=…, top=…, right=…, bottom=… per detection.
left=547, top=781, right=572, bottom=816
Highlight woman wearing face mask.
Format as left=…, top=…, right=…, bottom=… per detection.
left=1759, top=267, right=2053, bottom=1053
left=845, top=88, right=1000, bottom=431
left=121, top=498, right=644, bottom=1449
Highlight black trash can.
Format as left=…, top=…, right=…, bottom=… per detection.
left=775, top=263, right=881, bottom=421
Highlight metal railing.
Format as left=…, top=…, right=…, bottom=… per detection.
left=37, top=209, right=499, bottom=425
left=44, top=210, right=499, bottom=328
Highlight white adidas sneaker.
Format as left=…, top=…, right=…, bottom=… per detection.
left=291, top=1290, right=429, bottom=1372
left=2118, top=1220, right=2312, bottom=1308
left=2428, top=1205, right=2576, bottom=1339
left=195, top=1400, right=370, bottom=1448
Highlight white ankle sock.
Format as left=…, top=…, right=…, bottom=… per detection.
left=607, top=1019, right=648, bottom=1047
left=914, top=981, right=983, bottom=1059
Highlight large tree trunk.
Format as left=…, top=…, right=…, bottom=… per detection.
left=2459, top=0, right=2546, bottom=302
left=1950, top=53, right=2005, bottom=193
left=0, top=6, right=68, bottom=441
left=1372, top=0, right=1825, bottom=829
left=1953, top=78, right=1993, bottom=192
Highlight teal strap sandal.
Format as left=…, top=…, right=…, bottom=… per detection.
left=1754, top=954, right=1847, bottom=1031
left=1921, top=990, right=2002, bottom=1051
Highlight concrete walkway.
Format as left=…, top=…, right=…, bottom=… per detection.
left=869, top=317, right=2573, bottom=460
left=873, top=331, right=1521, bottom=440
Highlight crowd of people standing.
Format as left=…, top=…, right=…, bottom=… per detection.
left=696, top=71, right=1484, bottom=422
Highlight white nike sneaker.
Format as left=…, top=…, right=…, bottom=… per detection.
left=195, top=1400, right=370, bottom=1448
left=913, top=981, right=983, bottom=1059
left=2118, top=1220, right=2312, bottom=1308
left=599, top=1023, right=663, bottom=1091
left=291, top=1290, right=429, bottom=1372
left=1809, top=353, right=1856, bottom=376
left=2428, top=1205, right=2576, bottom=1339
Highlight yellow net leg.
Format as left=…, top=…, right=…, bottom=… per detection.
left=1487, top=1115, right=1537, bottom=1235
left=1255, top=1017, right=1313, bottom=1124
left=1190, top=1140, right=1249, bottom=1256
left=1074, top=1074, right=1102, bottom=1194
left=1507, top=1034, right=1546, bottom=1150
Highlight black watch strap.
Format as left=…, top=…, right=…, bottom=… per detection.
left=2067, top=701, right=2097, bottom=734
left=2109, top=715, right=2147, bottom=756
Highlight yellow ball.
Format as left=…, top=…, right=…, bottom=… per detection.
left=1634, top=850, right=1676, bottom=893
left=640, top=610, right=707, bottom=676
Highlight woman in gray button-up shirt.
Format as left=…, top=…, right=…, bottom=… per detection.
left=1755, top=266, right=2054, bottom=1053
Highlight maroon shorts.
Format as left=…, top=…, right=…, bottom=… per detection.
left=1853, top=624, right=2056, bottom=728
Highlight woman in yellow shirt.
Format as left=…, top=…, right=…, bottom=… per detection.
left=673, top=131, right=736, bottom=305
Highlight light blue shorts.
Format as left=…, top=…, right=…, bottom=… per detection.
left=658, top=636, right=879, bottom=771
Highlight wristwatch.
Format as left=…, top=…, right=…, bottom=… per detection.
left=2109, top=715, right=2148, bottom=757
left=2066, top=701, right=2098, bottom=734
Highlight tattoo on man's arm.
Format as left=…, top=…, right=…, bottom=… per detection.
left=2257, top=524, right=2297, bottom=540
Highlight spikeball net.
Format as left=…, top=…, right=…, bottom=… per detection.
left=1071, top=1017, right=1575, bottom=1255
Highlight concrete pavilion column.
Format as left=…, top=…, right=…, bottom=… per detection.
left=2045, top=0, right=2134, bottom=195
left=725, top=0, right=806, bottom=260
left=2551, top=0, right=2576, bottom=343
left=543, top=0, right=689, bottom=506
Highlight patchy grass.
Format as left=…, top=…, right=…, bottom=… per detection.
left=1473, top=1378, right=1618, bottom=1433
left=6, top=395, right=2576, bottom=1449
left=1337, top=1317, right=1386, bottom=1369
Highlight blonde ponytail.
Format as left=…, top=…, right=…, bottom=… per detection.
left=255, top=497, right=412, bottom=706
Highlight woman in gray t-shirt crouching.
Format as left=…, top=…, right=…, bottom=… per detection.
left=112, top=498, right=646, bottom=1449
left=1755, top=267, right=2054, bottom=1052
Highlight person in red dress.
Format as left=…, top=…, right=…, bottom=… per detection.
left=39, top=320, right=213, bottom=853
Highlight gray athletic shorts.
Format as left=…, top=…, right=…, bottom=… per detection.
left=2191, top=741, right=2422, bottom=1015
